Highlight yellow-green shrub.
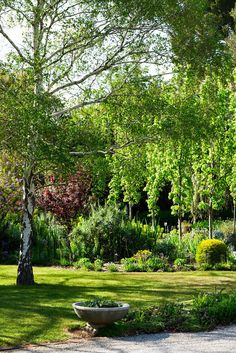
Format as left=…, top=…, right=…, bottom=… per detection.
left=196, top=239, right=228, bottom=266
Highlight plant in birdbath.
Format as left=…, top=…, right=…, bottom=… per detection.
left=73, top=297, right=129, bottom=329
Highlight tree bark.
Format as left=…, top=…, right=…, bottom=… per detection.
left=233, top=200, right=236, bottom=235
left=178, top=216, right=182, bottom=241
left=151, top=209, right=155, bottom=230
left=128, top=202, right=133, bottom=220
left=17, top=168, right=35, bottom=285
left=208, top=199, right=213, bottom=239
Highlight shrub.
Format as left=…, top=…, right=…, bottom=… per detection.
left=192, top=290, right=236, bottom=328
left=228, top=254, right=236, bottom=270
left=173, top=258, right=189, bottom=271
left=212, top=231, right=224, bottom=240
left=174, top=258, right=187, bottom=267
left=225, top=233, right=236, bottom=250
left=74, top=257, right=93, bottom=270
left=33, top=212, right=68, bottom=265
left=107, top=262, right=118, bottom=272
left=122, top=302, right=187, bottom=333
left=217, top=220, right=234, bottom=237
left=94, top=259, right=103, bottom=271
left=133, top=250, right=152, bottom=261
left=70, top=205, right=155, bottom=262
left=145, top=256, right=170, bottom=272
left=0, top=213, right=20, bottom=264
left=58, top=258, right=71, bottom=266
left=196, top=239, right=228, bottom=266
left=154, top=240, right=177, bottom=261
left=213, top=263, right=231, bottom=271
left=121, top=258, right=142, bottom=272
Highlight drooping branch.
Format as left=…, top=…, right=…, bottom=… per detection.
left=70, top=137, right=158, bottom=158
left=0, top=25, right=32, bottom=65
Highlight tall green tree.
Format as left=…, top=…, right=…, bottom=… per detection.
left=0, top=0, right=230, bottom=284
left=0, top=0, right=175, bottom=285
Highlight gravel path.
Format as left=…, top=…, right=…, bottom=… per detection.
left=4, top=326, right=236, bottom=353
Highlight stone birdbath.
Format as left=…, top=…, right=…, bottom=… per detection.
left=72, top=299, right=129, bottom=329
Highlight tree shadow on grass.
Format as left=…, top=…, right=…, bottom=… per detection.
left=0, top=272, right=235, bottom=348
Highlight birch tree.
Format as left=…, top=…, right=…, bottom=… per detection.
left=0, top=0, right=227, bottom=285
left=0, top=0, right=177, bottom=285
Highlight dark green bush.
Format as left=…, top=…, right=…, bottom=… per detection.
left=192, top=290, right=236, bottom=328
left=32, top=212, right=68, bottom=265
left=0, top=213, right=20, bottom=264
left=71, top=205, right=156, bottom=261
left=155, top=240, right=177, bottom=261
left=226, top=233, right=236, bottom=250
left=196, top=239, right=228, bottom=266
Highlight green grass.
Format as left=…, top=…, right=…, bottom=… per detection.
left=1, top=266, right=236, bottom=347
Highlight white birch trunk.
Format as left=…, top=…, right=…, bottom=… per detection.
left=17, top=168, right=35, bottom=285
left=208, top=199, right=213, bottom=239
left=233, top=200, right=236, bottom=235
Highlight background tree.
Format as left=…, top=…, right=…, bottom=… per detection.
left=0, top=153, right=22, bottom=216
left=37, top=170, right=91, bottom=228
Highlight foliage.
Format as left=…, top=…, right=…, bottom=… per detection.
left=145, top=256, right=170, bottom=272
left=0, top=154, right=22, bottom=215
left=133, top=250, right=152, bottom=261
left=70, top=205, right=155, bottom=261
left=117, top=290, right=236, bottom=335
left=74, top=258, right=93, bottom=271
left=155, top=240, right=177, bottom=261
left=81, top=298, right=121, bottom=308
left=0, top=212, right=69, bottom=265
left=216, top=220, right=235, bottom=237
left=192, top=290, right=236, bottom=329
left=119, top=302, right=186, bottom=334
left=94, top=259, right=104, bottom=272
left=106, top=263, right=119, bottom=272
left=121, top=255, right=171, bottom=273
left=196, top=239, right=228, bottom=265
left=174, top=258, right=186, bottom=267
left=121, top=258, right=142, bottom=272
left=32, top=212, right=68, bottom=266
left=0, top=213, right=20, bottom=264
left=226, top=233, right=236, bottom=250
left=37, top=170, right=91, bottom=228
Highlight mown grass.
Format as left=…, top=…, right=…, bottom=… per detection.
left=1, top=265, right=236, bottom=347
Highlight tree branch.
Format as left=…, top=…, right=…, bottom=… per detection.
left=70, top=138, right=158, bottom=158
left=0, top=25, right=32, bottom=64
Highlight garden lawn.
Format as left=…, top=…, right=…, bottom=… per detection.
left=1, top=266, right=236, bottom=347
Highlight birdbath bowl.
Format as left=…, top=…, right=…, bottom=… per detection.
left=72, top=302, right=130, bottom=329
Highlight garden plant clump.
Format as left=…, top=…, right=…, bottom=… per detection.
left=80, top=298, right=122, bottom=308
left=196, top=239, right=228, bottom=267
left=2, top=210, right=236, bottom=273
left=100, top=290, right=236, bottom=336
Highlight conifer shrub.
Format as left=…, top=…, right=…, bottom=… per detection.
left=196, top=239, right=228, bottom=266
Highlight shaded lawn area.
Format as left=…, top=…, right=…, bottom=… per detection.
left=1, top=266, right=236, bottom=347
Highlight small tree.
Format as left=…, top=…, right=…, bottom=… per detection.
left=37, top=170, right=91, bottom=228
